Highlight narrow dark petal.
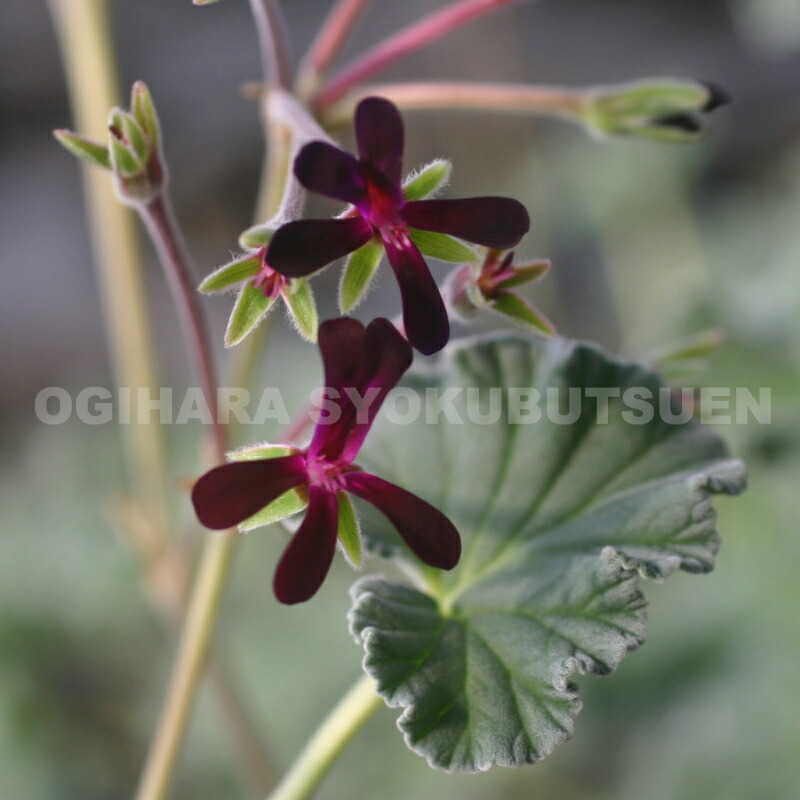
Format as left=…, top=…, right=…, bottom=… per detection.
left=273, top=486, right=339, bottom=605
left=402, top=198, right=530, bottom=250
left=382, top=234, right=449, bottom=356
left=344, top=472, right=461, bottom=570
left=701, top=81, right=731, bottom=112
left=653, top=113, right=702, bottom=133
left=355, top=97, right=404, bottom=186
left=191, top=455, right=308, bottom=530
left=294, top=141, right=368, bottom=206
left=267, top=218, right=373, bottom=277
left=308, top=318, right=369, bottom=461
left=338, top=318, right=413, bottom=464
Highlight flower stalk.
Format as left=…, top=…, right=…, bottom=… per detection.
left=297, top=0, right=373, bottom=99
left=324, top=81, right=586, bottom=126
left=247, top=0, right=293, bottom=90
left=47, top=0, right=170, bottom=526
left=315, top=0, right=527, bottom=107
left=265, top=675, right=383, bottom=800
left=140, top=193, right=225, bottom=457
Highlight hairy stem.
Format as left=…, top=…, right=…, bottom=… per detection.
left=323, top=81, right=586, bottom=126
left=266, top=675, right=383, bottom=800
left=248, top=0, right=293, bottom=89
left=297, top=0, right=373, bottom=99
left=141, top=194, right=225, bottom=457
left=133, top=191, right=240, bottom=800
left=316, top=0, right=527, bottom=107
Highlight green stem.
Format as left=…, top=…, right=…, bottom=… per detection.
left=50, top=2, right=278, bottom=795
left=135, top=532, right=238, bottom=800
left=266, top=675, right=383, bottom=800
left=47, top=0, right=170, bottom=528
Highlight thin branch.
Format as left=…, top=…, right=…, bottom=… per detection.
left=297, top=0, right=373, bottom=96
left=140, top=194, right=226, bottom=459
left=248, top=0, right=293, bottom=89
left=265, top=675, right=382, bottom=800
left=47, top=0, right=170, bottom=526
left=322, top=81, right=586, bottom=126
left=316, top=0, right=527, bottom=107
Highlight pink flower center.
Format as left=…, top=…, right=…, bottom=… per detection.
left=305, top=454, right=347, bottom=493
left=254, top=262, right=288, bottom=299
left=360, top=171, right=405, bottom=233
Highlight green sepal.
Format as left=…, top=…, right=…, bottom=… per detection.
left=490, top=291, right=556, bottom=335
left=650, top=329, right=726, bottom=367
left=53, top=130, right=111, bottom=170
left=339, top=238, right=384, bottom=312
left=584, top=78, right=725, bottom=143
left=108, top=126, right=144, bottom=177
left=131, top=81, right=160, bottom=149
left=465, top=283, right=488, bottom=310
left=225, top=283, right=276, bottom=348
left=284, top=279, right=318, bottom=342
left=199, top=253, right=262, bottom=293
left=408, top=229, right=477, bottom=263
left=402, top=159, right=452, bottom=202
left=337, top=492, right=362, bottom=568
left=229, top=444, right=308, bottom=531
left=193, top=0, right=223, bottom=5
left=118, top=111, right=150, bottom=163
left=239, top=223, right=275, bottom=250
left=495, top=259, right=551, bottom=290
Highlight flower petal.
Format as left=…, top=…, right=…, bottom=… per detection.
left=338, top=318, right=413, bottom=463
left=294, top=141, right=368, bottom=206
left=273, top=486, right=339, bottom=604
left=343, top=472, right=461, bottom=570
left=355, top=97, right=404, bottom=186
left=308, top=318, right=369, bottom=461
left=267, top=218, right=373, bottom=277
left=382, top=234, right=449, bottom=356
left=401, top=198, right=530, bottom=249
left=191, top=455, right=308, bottom=530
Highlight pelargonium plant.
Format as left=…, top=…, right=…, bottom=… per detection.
left=51, top=1, right=743, bottom=799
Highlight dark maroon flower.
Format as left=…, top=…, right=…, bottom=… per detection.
left=266, top=97, right=530, bottom=355
left=191, top=317, right=461, bottom=604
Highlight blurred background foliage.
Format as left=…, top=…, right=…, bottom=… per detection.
left=2, top=0, right=799, bottom=798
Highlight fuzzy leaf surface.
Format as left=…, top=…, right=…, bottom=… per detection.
left=350, top=334, right=745, bottom=772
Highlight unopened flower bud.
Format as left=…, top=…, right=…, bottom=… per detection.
left=54, top=81, right=166, bottom=205
left=584, top=78, right=730, bottom=143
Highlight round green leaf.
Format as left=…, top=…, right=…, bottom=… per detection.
left=350, top=334, right=746, bottom=771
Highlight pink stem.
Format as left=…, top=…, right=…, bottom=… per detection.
left=141, top=195, right=226, bottom=460
left=323, top=81, right=586, bottom=123
left=316, top=0, right=527, bottom=108
left=302, top=0, right=373, bottom=78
